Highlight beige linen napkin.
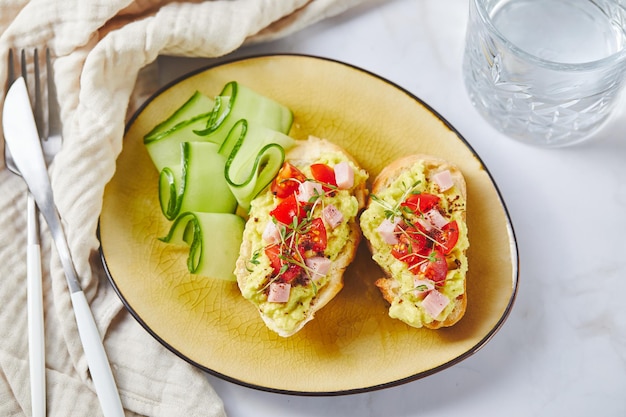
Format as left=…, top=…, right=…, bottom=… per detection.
left=0, top=1, right=367, bottom=416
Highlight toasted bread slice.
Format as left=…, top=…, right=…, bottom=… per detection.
left=235, top=136, right=368, bottom=337
left=360, top=154, right=468, bottom=329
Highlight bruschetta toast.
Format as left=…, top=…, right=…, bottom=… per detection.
left=235, top=136, right=368, bottom=337
left=360, top=154, right=469, bottom=329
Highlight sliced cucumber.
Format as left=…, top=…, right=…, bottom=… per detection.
left=160, top=211, right=244, bottom=281
left=159, top=142, right=237, bottom=220
left=194, top=81, right=294, bottom=146
left=226, top=142, right=286, bottom=212
left=144, top=91, right=214, bottom=143
left=145, top=92, right=215, bottom=172
left=221, top=119, right=295, bottom=211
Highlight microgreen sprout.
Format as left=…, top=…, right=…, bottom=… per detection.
left=247, top=250, right=261, bottom=272
left=370, top=180, right=422, bottom=221
left=402, top=282, right=431, bottom=296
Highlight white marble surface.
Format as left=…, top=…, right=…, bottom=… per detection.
left=157, top=0, right=626, bottom=416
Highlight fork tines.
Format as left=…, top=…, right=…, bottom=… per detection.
left=8, top=49, right=45, bottom=141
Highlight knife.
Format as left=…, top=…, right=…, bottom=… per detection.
left=3, top=77, right=125, bottom=417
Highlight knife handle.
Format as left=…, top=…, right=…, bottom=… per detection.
left=27, top=242, right=46, bottom=417
left=70, top=291, right=125, bottom=417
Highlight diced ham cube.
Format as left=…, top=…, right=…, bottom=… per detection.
left=262, top=221, right=281, bottom=244
left=297, top=180, right=324, bottom=203
left=376, top=217, right=401, bottom=244
left=416, top=217, right=433, bottom=232
left=333, top=161, right=354, bottom=189
left=422, top=290, right=450, bottom=319
left=305, top=256, right=331, bottom=279
left=413, top=278, right=434, bottom=299
left=424, top=208, right=448, bottom=229
left=432, top=170, right=454, bottom=192
left=267, top=282, right=291, bottom=303
left=322, top=204, right=343, bottom=228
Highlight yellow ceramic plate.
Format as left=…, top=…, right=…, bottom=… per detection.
left=100, top=55, right=518, bottom=395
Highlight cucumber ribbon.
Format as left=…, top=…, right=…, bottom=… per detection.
left=159, top=212, right=245, bottom=281
left=144, top=91, right=215, bottom=172
left=194, top=81, right=293, bottom=143
left=159, top=142, right=236, bottom=220
left=221, top=119, right=295, bottom=211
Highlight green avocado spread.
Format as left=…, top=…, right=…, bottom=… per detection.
left=360, top=161, right=469, bottom=328
left=239, top=151, right=368, bottom=334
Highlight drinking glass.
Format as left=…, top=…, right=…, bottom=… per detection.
left=463, top=0, right=626, bottom=147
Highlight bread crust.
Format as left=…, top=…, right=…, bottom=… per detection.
left=235, top=136, right=367, bottom=337
left=366, top=154, right=468, bottom=329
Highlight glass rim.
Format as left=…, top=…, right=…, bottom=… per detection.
left=473, top=0, right=626, bottom=71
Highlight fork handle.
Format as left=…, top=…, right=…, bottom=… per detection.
left=27, top=196, right=46, bottom=417
left=70, top=290, right=125, bottom=417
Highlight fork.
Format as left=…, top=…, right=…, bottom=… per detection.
left=5, top=48, right=54, bottom=417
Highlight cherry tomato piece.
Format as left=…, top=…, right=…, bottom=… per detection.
left=265, top=245, right=302, bottom=283
left=419, top=250, right=448, bottom=283
left=310, top=163, right=337, bottom=190
left=278, top=263, right=302, bottom=283
left=271, top=162, right=307, bottom=199
left=298, top=217, right=327, bottom=253
left=401, top=193, right=440, bottom=214
left=391, top=245, right=422, bottom=269
left=391, top=225, right=430, bottom=267
left=269, top=194, right=304, bottom=225
left=435, top=220, right=459, bottom=254
left=265, top=245, right=283, bottom=274
left=403, top=226, right=430, bottom=256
